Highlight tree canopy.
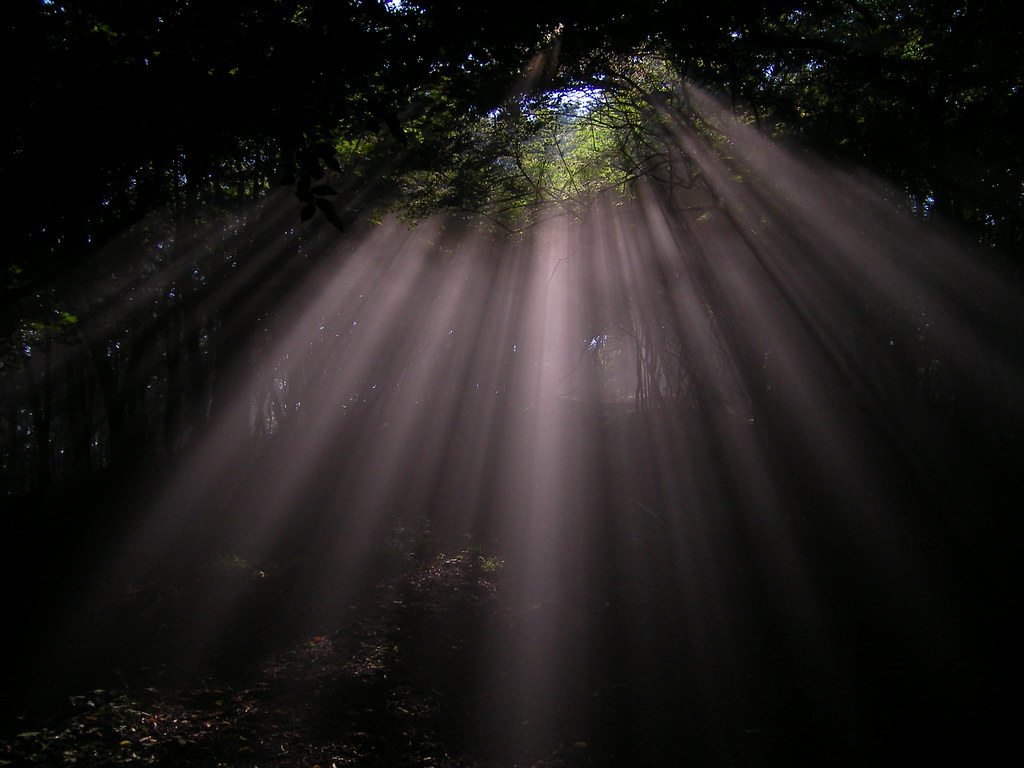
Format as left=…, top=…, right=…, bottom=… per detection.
left=6, top=1, right=1022, bottom=287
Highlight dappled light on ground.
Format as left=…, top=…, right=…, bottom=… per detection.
left=12, top=86, right=1022, bottom=766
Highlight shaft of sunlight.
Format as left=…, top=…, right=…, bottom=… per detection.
left=50, top=80, right=1023, bottom=765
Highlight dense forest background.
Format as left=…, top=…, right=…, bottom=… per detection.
left=2, top=2, right=1022, bottom=765
left=3, top=0, right=1022, bottom=495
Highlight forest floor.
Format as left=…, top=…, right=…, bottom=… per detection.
left=1, top=508, right=1015, bottom=768
left=1, top=549, right=614, bottom=768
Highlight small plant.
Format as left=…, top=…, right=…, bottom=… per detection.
left=477, top=554, right=505, bottom=575
left=461, top=534, right=505, bottom=576
left=383, top=515, right=439, bottom=569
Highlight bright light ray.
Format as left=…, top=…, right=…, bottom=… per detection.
left=40, top=81, right=1023, bottom=764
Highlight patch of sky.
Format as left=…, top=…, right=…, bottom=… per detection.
left=550, top=86, right=604, bottom=116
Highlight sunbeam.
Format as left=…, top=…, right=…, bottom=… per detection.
left=11, top=80, right=1022, bottom=766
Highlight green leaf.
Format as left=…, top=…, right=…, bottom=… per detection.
left=315, top=198, right=345, bottom=231
left=302, top=157, right=325, bottom=179
left=315, top=144, right=342, bottom=172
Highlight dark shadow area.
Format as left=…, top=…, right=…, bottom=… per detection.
left=3, top=390, right=1019, bottom=766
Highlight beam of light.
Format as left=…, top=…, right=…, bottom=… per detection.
left=31, top=82, right=1023, bottom=764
